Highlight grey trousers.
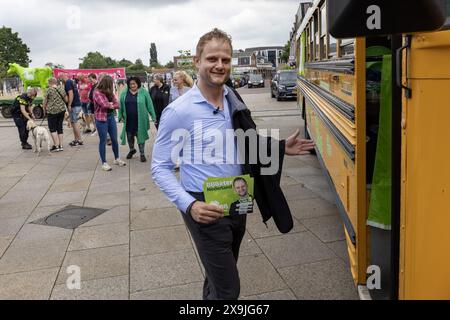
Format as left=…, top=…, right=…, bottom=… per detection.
left=126, top=132, right=145, bottom=155
left=183, top=192, right=247, bottom=300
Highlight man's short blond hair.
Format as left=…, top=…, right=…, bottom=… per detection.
left=196, top=28, right=233, bottom=58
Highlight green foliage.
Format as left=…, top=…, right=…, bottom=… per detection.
left=176, top=49, right=195, bottom=72
left=45, top=62, right=64, bottom=69
left=150, top=43, right=160, bottom=67
left=164, top=61, right=175, bottom=69
left=79, top=51, right=118, bottom=69
left=280, top=41, right=290, bottom=63
left=127, top=59, right=147, bottom=72
left=0, top=26, right=31, bottom=78
left=117, top=58, right=133, bottom=68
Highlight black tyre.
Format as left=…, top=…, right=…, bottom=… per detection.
left=1, top=105, right=12, bottom=118
left=32, top=105, right=44, bottom=119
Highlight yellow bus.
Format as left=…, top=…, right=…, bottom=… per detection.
left=296, top=0, right=450, bottom=300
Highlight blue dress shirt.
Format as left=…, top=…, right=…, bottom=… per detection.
left=151, top=85, right=243, bottom=213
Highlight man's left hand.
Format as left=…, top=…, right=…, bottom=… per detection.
left=285, top=129, right=315, bottom=156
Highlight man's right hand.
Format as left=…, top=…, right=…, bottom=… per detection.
left=190, top=201, right=224, bottom=224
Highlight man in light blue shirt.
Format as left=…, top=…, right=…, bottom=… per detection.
left=152, top=28, right=314, bottom=300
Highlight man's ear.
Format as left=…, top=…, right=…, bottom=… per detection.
left=194, top=56, right=201, bottom=69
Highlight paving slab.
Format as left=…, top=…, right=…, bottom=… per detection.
left=288, top=197, right=338, bottom=221
left=130, top=249, right=203, bottom=293
left=326, top=240, right=350, bottom=266
left=131, top=225, right=191, bottom=257
left=130, top=207, right=184, bottom=231
left=255, top=232, right=337, bottom=268
left=84, top=191, right=129, bottom=209
left=302, top=215, right=346, bottom=243
left=237, top=254, right=288, bottom=297
left=130, top=282, right=204, bottom=300
left=39, top=190, right=87, bottom=207
left=12, top=223, right=72, bottom=248
left=239, top=232, right=262, bottom=257
left=56, top=245, right=129, bottom=285
left=279, top=259, right=358, bottom=300
left=0, top=201, right=36, bottom=219
left=131, top=193, right=174, bottom=211
left=0, top=240, right=69, bottom=275
left=241, top=289, right=297, bottom=300
left=0, top=216, right=27, bottom=237
left=51, top=275, right=129, bottom=300
left=0, top=268, right=60, bottom=300
left=81, top=205, right=129, bottom=227
left=246, top=211, right=307, bottom=239
left=68, top=222, right=129, bottom=251
left=0, top=236, right=13, bottom=257
left=280, top=183, right=318, bottom=201
left=0, top=176, right=21, bottom=198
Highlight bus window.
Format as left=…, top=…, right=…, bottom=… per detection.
left=315, top=11, right=320, bottom=60
left=320, top=5, right=327, bottom=59
left=329, top=36, right=338, bottom=59
left=340, top=39, right=355, bottom=56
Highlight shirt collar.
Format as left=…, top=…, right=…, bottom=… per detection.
left=192, top=84, right=229, bottom=104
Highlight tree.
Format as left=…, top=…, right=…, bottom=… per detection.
left=280, top=41, right=290, bottom=64
left=45, top=62, right=64, bottom=69
left=78, top=51, right=118, bottom=69
left=164, top=61, right=174, bottom=69
left=150, top=43, right=159, bottom=68
left=117, top=58, right=133, bottom=68
left=126, top=58, right=147, bottom=72
left=0, top=26, right=31, bottom=78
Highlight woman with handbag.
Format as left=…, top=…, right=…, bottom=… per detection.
left=42, top=77, right=68, bottom=152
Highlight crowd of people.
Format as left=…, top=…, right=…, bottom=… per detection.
left=11, top=70, right=193, bottom=171
left=10, top=28, right=315, bottom=301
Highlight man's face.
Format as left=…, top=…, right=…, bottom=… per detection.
left=27, top=91, right=37, bottom=100
left=234, top=180, right=248, bottom=198
left=196, top=39, right=232, bottom=88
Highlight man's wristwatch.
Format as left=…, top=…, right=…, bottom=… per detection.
left=186, top=200, right=198, bottom=216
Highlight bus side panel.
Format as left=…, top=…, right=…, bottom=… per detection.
left=305, top=102, right=359, bottom=281
left=400, top=31, right=450, bottom=300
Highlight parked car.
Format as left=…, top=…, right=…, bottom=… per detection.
left=247, top=74, right=265, bottom=88
left=271, top=70, right=297, bottom=101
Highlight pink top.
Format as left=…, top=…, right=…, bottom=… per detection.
left=78, top=80, right=92, bottom=103
left=93, top=90, right=119, bottom=122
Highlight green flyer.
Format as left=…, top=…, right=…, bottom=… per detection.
left=203, top=175, right=255, bottom=216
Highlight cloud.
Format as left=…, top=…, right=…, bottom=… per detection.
left=0, top=0, right=299, bottom=68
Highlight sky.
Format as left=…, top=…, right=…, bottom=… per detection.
left=0, top=0, right=302, bottom=68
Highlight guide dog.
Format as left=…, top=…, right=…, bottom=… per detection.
left=26, top=120, right=52, bottom=156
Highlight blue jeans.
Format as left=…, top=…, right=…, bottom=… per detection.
left=96, top=114, right=119, bottom=164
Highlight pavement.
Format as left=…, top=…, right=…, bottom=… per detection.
left=0, top=85, right=358, bottom=300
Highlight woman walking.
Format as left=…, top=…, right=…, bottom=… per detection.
left=93, top=75, right=126, bottom=171
left=42, top=77, right=67, bottom=152
left=169, top=70, right=193, bottom=103
left=149, top=74, right=170, bottom=130
left=119, top=76, right=156, bottom=163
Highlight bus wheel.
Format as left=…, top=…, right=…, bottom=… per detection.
left=1, top=105, right=12, bottom=118
left=33, top=105, right=44, bottom=119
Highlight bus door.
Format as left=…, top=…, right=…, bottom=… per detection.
left=399, top=27, right=450, bottom=300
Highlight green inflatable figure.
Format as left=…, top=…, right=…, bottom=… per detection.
left=7, top=63, right=53, bottom=90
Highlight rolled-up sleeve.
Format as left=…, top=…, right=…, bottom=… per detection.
left=151, top=107, right=195, bottom=214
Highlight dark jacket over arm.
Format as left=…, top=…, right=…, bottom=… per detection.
left=226, top=86, right=293, bottom=234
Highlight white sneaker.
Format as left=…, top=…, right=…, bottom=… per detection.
left=102, top=163, right=112, bottom=171
left=114, top=159, right=126, bottom=167
left=91, top=129, right=97, bottom=136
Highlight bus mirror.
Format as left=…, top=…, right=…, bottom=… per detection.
left=328, top=0, right=447, bottom=38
